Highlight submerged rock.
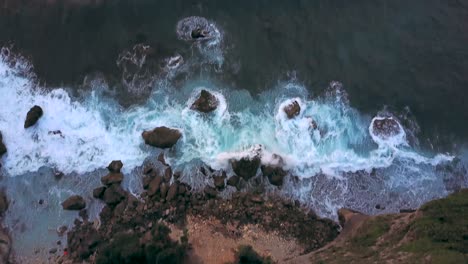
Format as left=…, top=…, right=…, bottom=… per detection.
left=261, top=164, right=287, bottom=186
left=371, top=117, right=402, bottom=138
left=231, top=156, right=261, bottom=181
left=62, top=195, right=86, bottom=210
left=0, top=229, right=11, bottom=263
left=24, top=105, right=43, bottom=128
left=190, top=89, right=219, bottom=113
left=142, top=126, right=182, bottom=149
left=176, top=16, right=218, bottom=42
left=0, top=132, right=6, bottom=157
left=107, top=160, right=123, bottom=173
left=283, top=100, right=301, bottom=119
left=191, top=28, right=209, bottom=39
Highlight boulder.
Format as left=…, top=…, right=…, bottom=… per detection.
left=160, top=183, right=169, bottom=198
left=164, top=167, right=172, bottom=182
left=93, top=186, right=107, bottom=199
left=147, top=176, right=163, bottom=196
left=0, top=190, right=8, bottom=215
left=101, top=172, right=124, bottom=186
left=62, top=195, right=86, bottom=210
left=283, top=100, right=300, bottom=119
left=371, top=117, right=401, bottom=138
left=190, top=89, right=219, bottom=113
left=231, top=156, right=261, bottom=181
left=213, top=172, right=226, bottom=189
left=0, top=132, right=6, bottom=157
left=107, top=160, right=123, bottom=173
left=166, top=183, right=179, bottom=201
left=226, top=175, right=240, bottom=187
left=204, top=186, right=218, bottom=198
left=102, top=184, right=126, bottom=206
left=142, top=126, right=182, bottom=149
left=24, top=105, right=43, bottom=128
left=261, top=165, right=287, bottom=186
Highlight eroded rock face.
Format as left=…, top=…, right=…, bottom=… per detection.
left=190, top=90, right=219, bottom=113
left=371, top=117, right=401, bottom=138
left=62, top=195, right=86, bottom=210
left=0, top=132, right=6, bottom=157
left=231, top=156, right=261, bottom=181
left=24, top=105, right=43, bottom=128
left=142, top=126, right=182, bottom=149
left=283, top=100, right=301, bottom=119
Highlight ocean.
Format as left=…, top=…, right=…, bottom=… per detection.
left=0, top=0, right=467, bottom=260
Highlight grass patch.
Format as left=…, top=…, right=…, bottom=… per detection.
left=400, top=190, right=468, bottom=261
left=351, top=216, right=391, bottom=248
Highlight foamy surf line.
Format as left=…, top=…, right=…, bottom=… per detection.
left=0, top=49, right=453, bottom=179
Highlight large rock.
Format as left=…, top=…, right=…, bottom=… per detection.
left=0, top=132, right=6, bottom=157
left=213, top=173, right=226, bottom=189
left=147, top=175, right=163, bottom=196
left=190, top=90, right=219, bottom=113
left=101, top=172, right=124, bottom=186
left=24, top=105, right=43, bottom=128
left=62, top=195, right=86, bottom=210
left=231, top=156, right=261, bottom=181
left=142, top=126, right=182, bottom=149
left=102, top=184, right=126, bottom=205
left=261, top=165, right=287, bottom=186
left=283, top=100, right=300, bottom=119
left=226, top=175, right=240, bottom=187
left=107, top=160, right=123, bottom=173
left=371, top=117, right=401, bottom=138
left=166, top=183, right=179, bottom=201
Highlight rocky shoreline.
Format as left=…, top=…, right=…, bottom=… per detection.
left=52, top=158, right=339, bottom=263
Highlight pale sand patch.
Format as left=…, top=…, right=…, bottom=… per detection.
left=169, top=215, right=305, bottom=264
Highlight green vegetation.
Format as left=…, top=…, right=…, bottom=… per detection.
left=400, top=189, right=468, bottom=262
left=307, top=189, right=468, bottom=263
left=231, top=245, right=273, bottom=264
left=95, top=223, right=188, bottom=264
left=351, top=216, right=391, bottom=248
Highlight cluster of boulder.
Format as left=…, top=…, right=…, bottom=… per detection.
left=61, top=158, right=339, bottom=263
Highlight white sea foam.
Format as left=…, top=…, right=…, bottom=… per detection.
left=0, top=49, right=459, bottom=220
